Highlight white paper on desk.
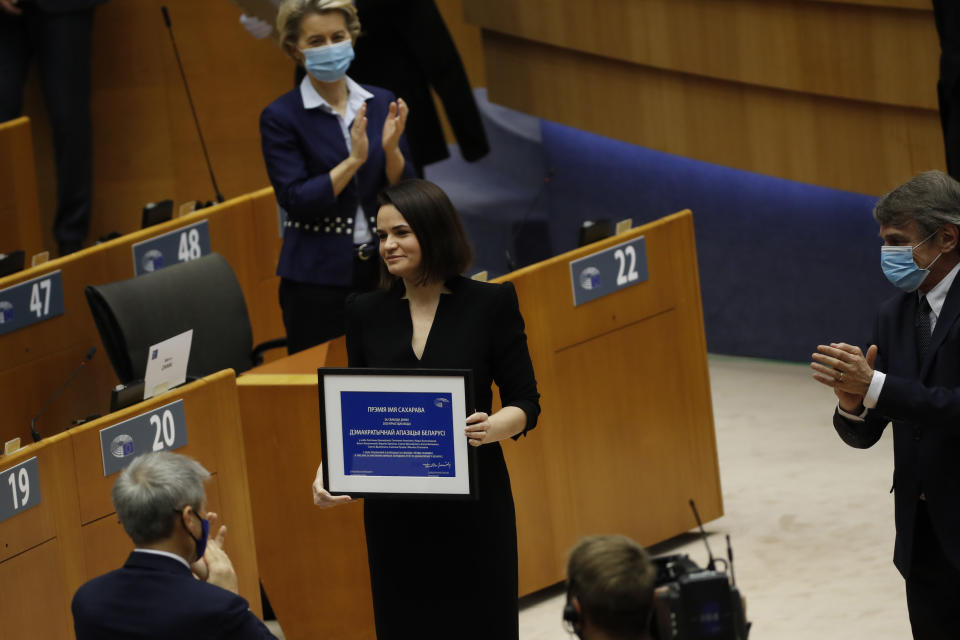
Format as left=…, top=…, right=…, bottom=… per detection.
left=143, top=329, right=193, bottom=400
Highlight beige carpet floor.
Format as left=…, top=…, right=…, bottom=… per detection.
left=517, top=355, right=912, bottom=639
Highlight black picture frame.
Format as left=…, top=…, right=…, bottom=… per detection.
left=318, top=367, right=478, bottom=500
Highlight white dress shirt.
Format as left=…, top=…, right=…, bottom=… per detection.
left=133, top=548, right=191, bottom=570
left=840, top=260, right=960, bottom=421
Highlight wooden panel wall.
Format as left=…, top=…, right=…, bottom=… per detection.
left=464, top=0, right=944, bottom=195
left=0, top=117, right=43, bottom=257
left=238, top=371, right=378, bottom=640
left=21, top=0, right=291, bottom=254
left=806, top=0, right=929, bottom=8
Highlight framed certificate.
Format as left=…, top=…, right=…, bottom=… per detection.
left=318, top=368, right=477, bottom=500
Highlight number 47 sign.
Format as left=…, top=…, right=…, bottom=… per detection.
left=131, top=220, right=211, bottom=276
left=0, top=271, right=66, bottom=337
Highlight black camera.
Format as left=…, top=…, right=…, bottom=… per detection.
left=651, top=554, right=750, bottom=640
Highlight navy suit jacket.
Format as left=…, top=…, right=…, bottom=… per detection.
left=259, top=82, right=414, bottom=286
left=71, top=551, right=274, bottom=639
left=834, top=273, right=960, bottom=577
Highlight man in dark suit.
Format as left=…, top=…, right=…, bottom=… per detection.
left=71, top=451, right=275, bottom=639
left=0, top=0, right=104, bottom=256
left=812, top=170, right=960, bottom=640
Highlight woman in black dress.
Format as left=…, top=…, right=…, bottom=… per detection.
left=312, top=179, right=540, bottom=639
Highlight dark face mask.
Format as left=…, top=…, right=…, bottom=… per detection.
left=179, top=508, right=209, bottom=561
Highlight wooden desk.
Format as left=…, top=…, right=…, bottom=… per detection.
left=0, top=370, right=262, bottom=639
left=236, top=210, right=721, bottom=636
left=237, top=339, right=378, bottom=640
left=0, top=117, right=44, bottom=257
left=0, top=187, right=284, bottom=446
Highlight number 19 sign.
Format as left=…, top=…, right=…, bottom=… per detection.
left=0, top=457, right=41, bottom=525
left=131, top=220, right=211, bottom=276
left=569, top=236, right=649, bottom=307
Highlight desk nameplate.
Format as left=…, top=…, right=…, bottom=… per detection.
left=0, top=270, right=65, bottom=337
left=132, top=220, right=211, bottom=275
left=99, top=400, right=188, bottom=476
left=0, top=457, right=41, bottom=524
left=569, top=236, right=648, bottom=306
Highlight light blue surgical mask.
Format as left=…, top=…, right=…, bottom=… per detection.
left=880, top=230, right=942, bottom=292
left=301, top=40, right=354, bottom=83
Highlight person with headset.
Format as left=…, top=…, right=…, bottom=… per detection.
left=564, top=535, right=658, bottom=640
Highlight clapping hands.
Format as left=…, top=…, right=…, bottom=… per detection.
left=381, top=99, right=409, bottom=154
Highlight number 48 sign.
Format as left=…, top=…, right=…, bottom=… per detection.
left=131, top=220, right=211, bottom=276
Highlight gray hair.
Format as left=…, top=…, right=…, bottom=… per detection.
left=276, top=0, right=361, bottom=54
left=873, top=170, right=960, bottom=240
left=112, top=451, right=210, bottom=546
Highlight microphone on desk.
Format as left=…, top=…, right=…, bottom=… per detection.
left=689, top=498, right=717, bottom=571
left=161, top=5, right=224, bottom=205
left=30, top=346, right=97, bottom=443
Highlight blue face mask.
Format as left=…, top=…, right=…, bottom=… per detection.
left=180, top=509, right=210, bottom=561
left=302, top=40, right=354, bottom=83
left=880, top=230, right=941, bottom=292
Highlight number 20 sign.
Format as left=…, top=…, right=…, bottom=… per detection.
left=569, top=236, right=649, bottom=307
left=98, top=400, right=189, bottom=476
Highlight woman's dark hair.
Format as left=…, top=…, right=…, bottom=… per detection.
left=377, top=179, right=473, bottom=287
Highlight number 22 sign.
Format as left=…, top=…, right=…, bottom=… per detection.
left=569, top=236, right=649, bottom=307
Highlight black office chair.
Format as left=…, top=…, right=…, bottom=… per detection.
left=85, top=253, right=286, bottom=388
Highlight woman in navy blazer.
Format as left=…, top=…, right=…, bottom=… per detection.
left=260, top=0, right=414, bottom=353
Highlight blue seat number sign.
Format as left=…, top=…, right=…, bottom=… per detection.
left=569, top=236, right=649, bottom=307
left=99, top=399, right=189, bottom=476
left=0, top=457, right=41, bottom=524
left=132, top=220, right=211, bottom=276
left=0, top=270, right=65, bottom=337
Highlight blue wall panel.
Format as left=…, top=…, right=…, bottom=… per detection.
left=539, top=120, right=893, bottom=362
